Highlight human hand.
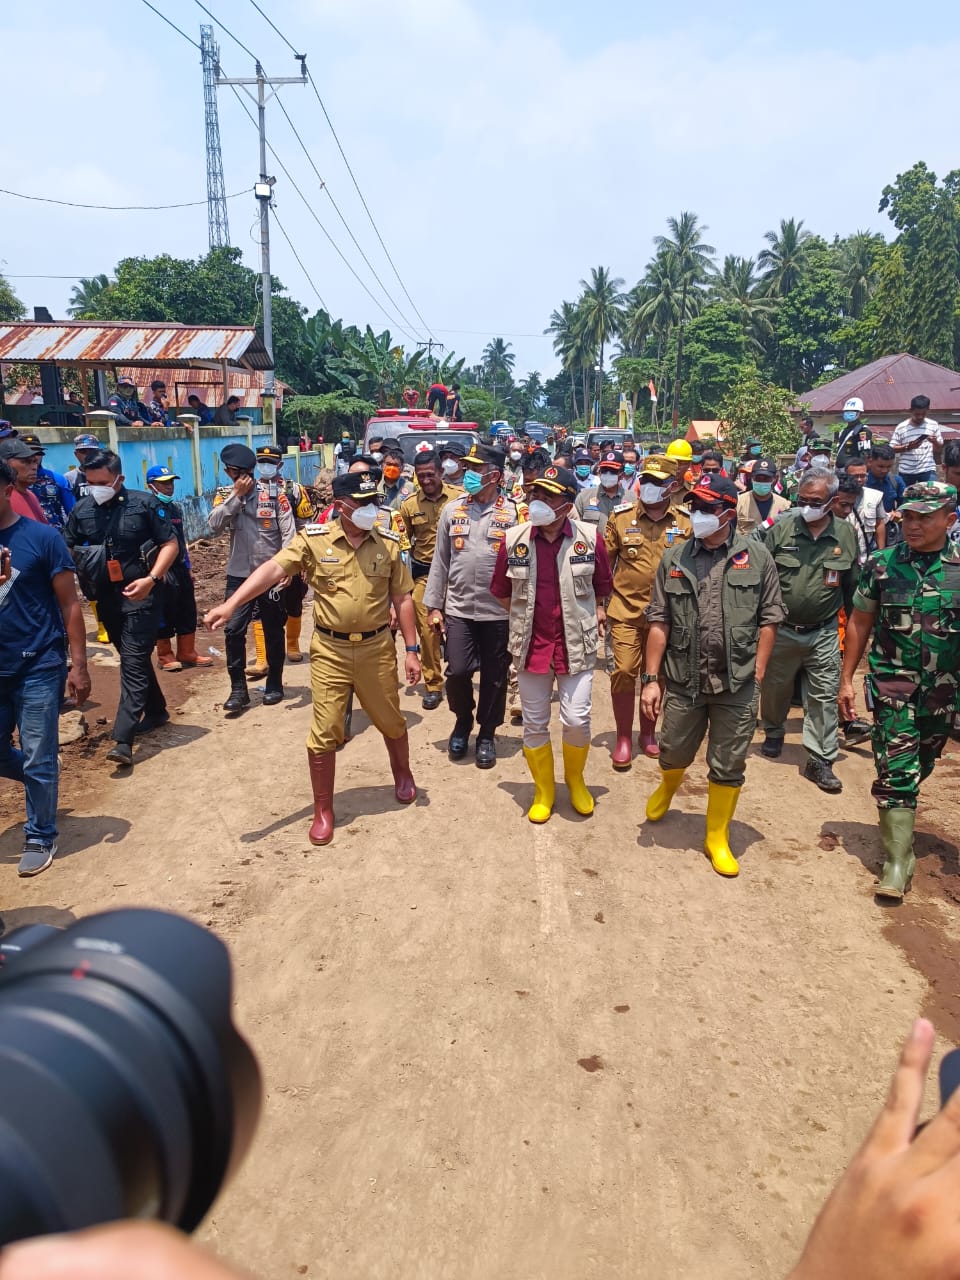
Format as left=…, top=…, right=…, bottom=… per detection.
left=427, top=609, right=444, bottom=635
left=0, top=1221, right=251, bottom=1280
left=595, top=605, right=606, bottom=643
left=788, top=1018, right=960, bottom=1280
left=233, top=474, right=255, bottom=499
left=204, top=603, right=233, bottom=631
left=640, top=682, right=661, bottom=720
left=0, top=545, right=10, bottom=585
left=838, top=677, right=857, bottom=723
left=404, top=653, right=421, bottom=686
left=122, top=576, right=155, bottom=601
left=67, top=663, right=92, bottom=706
left=389, top=602, right=398, bottom=630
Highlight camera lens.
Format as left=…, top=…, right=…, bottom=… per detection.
left=0, top=908, right=261, bottom=1246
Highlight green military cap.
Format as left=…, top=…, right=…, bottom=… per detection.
left=900, top=481, right=958, bottom=513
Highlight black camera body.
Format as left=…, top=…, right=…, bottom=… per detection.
left=0, top=909, right=261, bottom=1246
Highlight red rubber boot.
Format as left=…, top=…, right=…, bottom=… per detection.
left=307, top=750, right=336, bottom=845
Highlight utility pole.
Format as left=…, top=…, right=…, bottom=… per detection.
left=216, top=55, right=306, bottom=409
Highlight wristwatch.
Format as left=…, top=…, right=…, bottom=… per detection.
left=639, top=673, right=659, bottom=685
left=149, top=573, right=161, bottom=585
left=405, top=644, right=420, bottom=653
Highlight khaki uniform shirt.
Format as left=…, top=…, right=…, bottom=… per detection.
left=759, top=511, right=858, bottom=626
left=273, top=522, right=413, bottom=634
left=605, top=503, right=692, bottom=624
left=398, top=484, right=459, bottom=567
left=736, top=490, right=791, bottom=536
left=574, top=483, right=634, bottom=535
left=423, top=492, right=519, bottom=621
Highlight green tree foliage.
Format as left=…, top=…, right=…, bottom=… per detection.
left=677, top=302, right=748, bottom=417
left=281, top=391, right=376, bottom=442
left=770, top=243, right=845, bottom=390
left=759, top=218, right=812, bottom=296
left=0, top=272, right=25, bottom=321
left=904, top=191, right=959, bottom=366
left=67, top=274, right=111, bottom=318
left=717, top=367, right=802, bottom=461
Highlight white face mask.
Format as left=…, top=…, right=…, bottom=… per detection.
left=599, top=472, right=619, bottom=489
left=89, top=482, right=118, bottom=505
left=371, top=451, right=384, bottom=462
left=257, top=463, right=278, bottom=480
left=509, top=450, right=522, bottom=462
left=346, top=502, right=379, bottom=530
left=639, top=482, right=665, bottom=506
left=800, top=504, right=829, bottom=523
left=527, top=499, right=558, bottom=526
left=690, top=509, right=721, bottom=539
left=441, top=458, right=459, bottom=476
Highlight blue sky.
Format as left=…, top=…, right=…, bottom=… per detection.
left=3, top=0, right=958, bottom=378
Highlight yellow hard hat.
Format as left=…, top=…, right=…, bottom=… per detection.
left=665, top=438, right=693, bottom=460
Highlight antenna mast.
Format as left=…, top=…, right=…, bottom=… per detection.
left=201, top=24, right=230, bottom=249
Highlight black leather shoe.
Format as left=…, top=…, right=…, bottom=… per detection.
left=422, top=691, right=442, bottom=711
left=263, top=688, right=284, bottom=706
left=134, top=711, right=171, bottom=735
left=475, top=736, right=497, bottom=769
left=843, top=718, right=873, bottom=746
left=760, top=734, right=783, bottom=758
left=804, top=756, right=843, bottom=793
left=224, top=688, right=251, bottom=714
left=105, top=742, right=133, bottom=767
left=448, top=722, right=472, bottom=759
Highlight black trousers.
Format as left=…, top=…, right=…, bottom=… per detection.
left=98, top=595, right=166, bottom=745
left=444, top=615, right=510, bottom=735
left=157, top=565, right=199, bottom=639
left=224, top=574, right=286, bottom=691
left=282, top=575, right=308, bottom=619
left=427, top=389, right=447, bottom=416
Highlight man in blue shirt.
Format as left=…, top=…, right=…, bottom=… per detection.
left=0, top=460, right=91, bottom=876
left=19, top=432, right=75, bottom=530
left=865, top=442, right=906, bottom=513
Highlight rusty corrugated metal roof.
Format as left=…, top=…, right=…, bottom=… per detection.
left=1, top=366, right=288, bottom=410
left=801, top=353, right=960, bottom=414
left=0, top=321, right=273, bottom=370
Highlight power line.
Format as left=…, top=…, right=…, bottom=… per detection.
left=138, top=0, right=200, bottom=50
left=225, top=83, right=419, bottom=343
left=272, top=95, right=422, bottom=337
left=243, top=0, right=434, bottom=339
left=190, top=0, right=260, bottom=63
left=272, top=210, right=329, bottom=312
left=0, top=186, right=246, bottom=212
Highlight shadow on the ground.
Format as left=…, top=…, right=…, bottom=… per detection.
left=0, top=809, right=132, bottom=865
left=637, top=810, right=764, bottom=862
left=239, top=786, right=430, bottom=843
left=497, top=779, right=611, bottom=820
left=0, top=903, right=77, bottom=937
left=824, top=819, right=960, bottom=883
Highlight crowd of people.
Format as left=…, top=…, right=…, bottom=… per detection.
left=1, top=391, right=958, bottom=895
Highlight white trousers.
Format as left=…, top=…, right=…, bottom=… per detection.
left=517, top=668, right=593, bottom=749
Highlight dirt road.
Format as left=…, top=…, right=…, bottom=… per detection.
left=2, top=617, right=959, bottom=1279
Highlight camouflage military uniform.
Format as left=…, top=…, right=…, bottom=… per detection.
left=852, top=534, right=960, bottom=809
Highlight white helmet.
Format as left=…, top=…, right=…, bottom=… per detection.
left=843, top=396, right=864, bottom=415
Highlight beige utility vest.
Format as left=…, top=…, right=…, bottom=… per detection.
left=504, top=520, right=599, bottom=674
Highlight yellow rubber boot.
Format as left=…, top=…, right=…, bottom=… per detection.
left=704, top=782, right=741, bottom=878
left=91, top=602, right=109, bottom=644
left=645, top=768, right=685, bottom=822
left=285, top=615, right=303, bottom=662
left=522, top=743, right=555, bottom=823
left=245, top=621, right=269, bottom=678
left=562, top=742, right=594, bottom=816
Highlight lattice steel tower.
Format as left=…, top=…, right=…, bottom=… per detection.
left=201, top=24, right=230, bottom=249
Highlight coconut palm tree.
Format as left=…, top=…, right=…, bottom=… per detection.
left=576, top=267, right=625, bottom=424
left=713, top=254, right=776, bottom=351
left=758, top=218, right=812, bottom=296
left=67, top=273, right=111, bottom=318
left=836, top=231, right=883, bottom=318
left=545, top=301, right=584, bottom=419
left=653, top=212, right=716, bottom=425
left=482, top=337, right=516, bottom=382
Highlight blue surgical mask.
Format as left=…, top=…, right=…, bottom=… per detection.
left=749, top=445, right=762, bottom=456
left=623, top=464, right=636, bottom=477
left=575, top=465, right=591, bottom=479
left=752, top=481, right=772, bottom=498
left=151, top=490, right=175, bottom=505
left=843, top=411, right=858, bottom=422
left=257, top=463, right=279, bottom=479
left=462, top=469, right=483, bottom=495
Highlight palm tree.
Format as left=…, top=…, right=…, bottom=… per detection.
left=545, top=301, right=583, bottom=419
left=577, top=266, right=626, bottom=425
left=713, top=254, right=776, bottom=351
left=67, top=273, right=111, bottom=318
left=836, top=231, right=882, bottom=318
left=653, top=212, right=716, bottom=426
left=758, top=218, right=811, bottom=296
left=482, top=337, right=516, bottom=381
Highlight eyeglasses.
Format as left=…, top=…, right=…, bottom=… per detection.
left=690, top=502, right=725, bottom=516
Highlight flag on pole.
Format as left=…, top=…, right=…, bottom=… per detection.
left=648, top=380, right=658, bottom=401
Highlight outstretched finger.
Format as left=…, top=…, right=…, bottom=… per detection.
left=865, top=1018, right=935, bottom=1156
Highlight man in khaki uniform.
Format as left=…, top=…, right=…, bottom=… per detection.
left=757, top=468, right=858, bottom=794
left=604, top=454, right=691, bottom=768
left=642, top=473, right=785, bottom=878
left=205, top=472, right=422, bottom=847
left=399, top=449, right=458, bottom=711
left=574, top=449, right=635, bottom=535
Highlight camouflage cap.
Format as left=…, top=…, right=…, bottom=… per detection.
left=900, top=481, right=958, bottom=513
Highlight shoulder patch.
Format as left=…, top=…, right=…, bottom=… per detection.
left=613, top=502, right=634, bottom=514
left=303, top=523, right=327, bottom=536
left=378, top=527, right=400, bottom=542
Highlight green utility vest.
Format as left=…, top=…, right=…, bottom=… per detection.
left=660, top=531, right=773, bottom=693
